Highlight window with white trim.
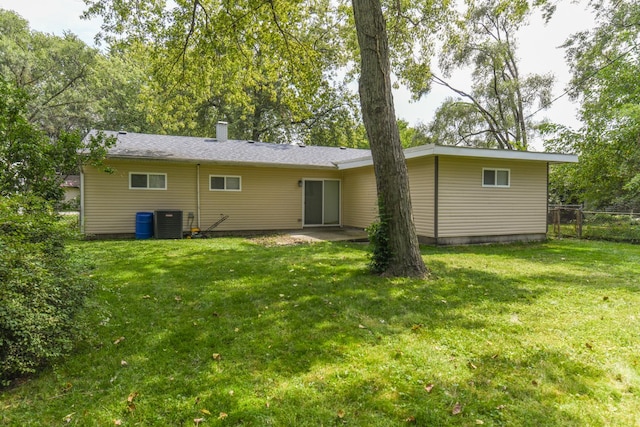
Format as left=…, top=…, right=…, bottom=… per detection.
left=482, top=168, right=510, bottom=188
left=209, top=175, right=241, bottom=191
left=129, top=172, right=167, bottom=190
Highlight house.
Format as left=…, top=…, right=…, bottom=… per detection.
left=61, top=175, right=80, bottom=209
left=80, top=123, right=578, bottom=244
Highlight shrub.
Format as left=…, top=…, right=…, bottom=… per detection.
left=582, top=213, right=640, bottom=243
left=0, top=195, right=91, bottom=386
left=366, top=200, right=392, bottom=274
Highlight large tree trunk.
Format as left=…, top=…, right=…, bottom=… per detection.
left=352, top=0, right=428, bottom=277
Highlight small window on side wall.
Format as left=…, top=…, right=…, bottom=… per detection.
left=210, top=175, right=241, bottom=191
left=482, top=168, right=510, bottom=188
left=130, top=172, right=167, bottom=190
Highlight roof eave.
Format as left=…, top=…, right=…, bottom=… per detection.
left=429, top=145, right=579, bottom=163
left=106, top=155, right=339, bottom=170
left=336, top=145, right=578, bottom=169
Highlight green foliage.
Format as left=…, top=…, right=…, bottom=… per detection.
left=545, top=0, right=640, bottom=210
left=0, top=9, right=153, bottom=136
left=84, top=0, right=363, bottom=145
left=0, top=77, right=61, bottom=200
left=0, top=9, right=98, bottom=135
left=0, top=76, right=115, bottom=201
left=428, top=0, right=554, bottom=150
left=0, top=195, right=91, bottom=385
left=366, top=200, right=392, bottom=274
left=582, top=213, right=640, bottom=243
left=397, top=119, right=432, bottom=148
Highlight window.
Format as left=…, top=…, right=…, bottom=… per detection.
left=129, top=172, right=167, bottom=190
left=210, top=175, right=241, bottom=191
left=482, top=168, right=510, bottom=188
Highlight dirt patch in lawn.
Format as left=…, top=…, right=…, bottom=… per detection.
left=248, top=229, right=368, bottom=247
left=248, top=234, right=317, bottom=246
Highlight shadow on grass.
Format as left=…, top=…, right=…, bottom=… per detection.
left=2, top=238, right=630, bottom=425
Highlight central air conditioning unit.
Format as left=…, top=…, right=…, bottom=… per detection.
left=154, top=210, right=183, bottom=239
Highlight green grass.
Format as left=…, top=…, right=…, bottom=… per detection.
left=2, top=238, right=640, bottom=426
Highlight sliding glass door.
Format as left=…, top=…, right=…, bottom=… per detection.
left=304, top=179, right=340, bottom=226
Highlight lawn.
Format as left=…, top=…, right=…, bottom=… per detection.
left=2, top=238, right=640, bottom=426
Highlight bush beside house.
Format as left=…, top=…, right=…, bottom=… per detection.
left=0, top=195, right=92, bottom=386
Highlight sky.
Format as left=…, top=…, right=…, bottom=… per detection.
left=1, top=0, right=595, bottom=149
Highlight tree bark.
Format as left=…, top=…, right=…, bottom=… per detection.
left=352, top=0, right=428, bottom=278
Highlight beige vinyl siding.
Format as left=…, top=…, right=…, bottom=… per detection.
left=84, top=160, right=342, bottom=234
left=437, top=157, right=547, bottom=237
left=342, top=166, right=378, bottom=229
left=199, top=165, right=340, bottom=231
left=407, top=156, right=435, bottom=238
left=83, top=160, right=197, bottom=234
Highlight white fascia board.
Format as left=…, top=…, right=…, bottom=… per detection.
left=428, top=145, right=579, bottom=163
left=334, top=156, right=374, bottom=170
left=337, top=144, right=577, bottom=169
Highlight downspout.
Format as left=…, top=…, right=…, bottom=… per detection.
left=434, top=156, right=439, bottom=244
left=546, top=162, right=550, bottom=234
left=196, top=164, right=201, bottom=228
left=80, top=166, right=85, bottom=234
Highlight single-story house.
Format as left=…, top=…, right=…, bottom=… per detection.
left=81, top=123, right=578, bottom=244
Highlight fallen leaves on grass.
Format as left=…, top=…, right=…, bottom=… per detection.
left=337, top=409, right=345, bottom=419
left=114, top=420, right=122, bottom=425
left=63, top=413, right=75, bottom=423
left=424, top=384, right=434, bottom=393
left=113, top=336, right=125, bottom=345
left=405, top=416, right=416, bottom=423
left=218, top=412, right=228, bottom=420
left=194, top=418, right=205, bottom=425
left=127, top=391, right=138, bottom=412
left=452, top=402, right=462, bottom=415
left=201, top=409, right=211, bottom=415
left=212, top=353, right=222, bottom=361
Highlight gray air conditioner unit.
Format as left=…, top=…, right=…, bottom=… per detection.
left=154, top=210, right=183, bottom=239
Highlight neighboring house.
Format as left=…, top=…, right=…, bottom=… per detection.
left=81, top=123, right=578, bottom=244
left=61, top=175, right=80, bottom=207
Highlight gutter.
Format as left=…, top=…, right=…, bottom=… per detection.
left=106, top=155, right=341, bottom=170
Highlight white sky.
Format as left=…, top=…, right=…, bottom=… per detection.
left=1, top=0, right=595, bottom=148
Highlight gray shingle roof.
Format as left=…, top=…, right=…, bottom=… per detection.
left=91, top=130, right=371, bottom=169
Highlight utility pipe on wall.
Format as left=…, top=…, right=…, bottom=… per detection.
left=196, top=163, right=200, bottom=228
left=196, top=163, right=201, bottom=228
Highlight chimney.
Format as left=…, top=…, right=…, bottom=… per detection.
left=216, top=121, right=228, bottom=142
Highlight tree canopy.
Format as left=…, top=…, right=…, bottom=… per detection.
left=83, top=0, right=366, bottom=146
left=426, top=0, right=554, bottom=150
left=546, top=0, right=640, bottom=210
left=0, top=76, right=113, bottom=201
